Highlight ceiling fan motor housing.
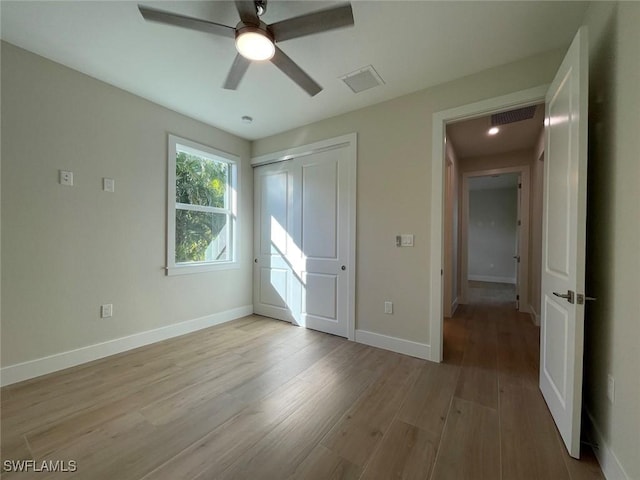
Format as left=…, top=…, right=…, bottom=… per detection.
left=235, top=22, right=273, bottom=41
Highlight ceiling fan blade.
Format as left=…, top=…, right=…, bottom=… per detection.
left=223, top=54, right=251, bottom=90
left=138, top=5, right=235, bottom=38
left=269, top=3, right=354, bottom=43
left=270, top=47, right=322, bottom=96
left=235, top=1, right=260, bottom=26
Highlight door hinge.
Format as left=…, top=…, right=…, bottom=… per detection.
left=441, top=269, right=443, bottom=276
left=516, top=294, right=520, bottom=300
left=518, top=183, right=522, bottom=189
left=517, top=220, right=521, bottom=226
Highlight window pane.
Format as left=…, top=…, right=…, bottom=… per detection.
left=176, top=150, right=228, bottom=208
left=175, top=210, right=229, bottom=264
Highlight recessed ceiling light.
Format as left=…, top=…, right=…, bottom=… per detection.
left=488, top=127, right=500, bottom=135
left=241, top=115, right=253, bottom=124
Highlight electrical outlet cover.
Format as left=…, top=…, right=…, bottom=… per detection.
left=59, top=170, right=73, bottom=186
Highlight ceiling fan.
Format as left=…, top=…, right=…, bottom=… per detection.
left=138, top=1, right=355, bottom=96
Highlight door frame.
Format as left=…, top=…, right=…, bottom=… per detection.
left=251, top=133, right=357, bottom=341
left=429, top=86, right=547, bottom=362
left=459, top=166, right=530, bottom=309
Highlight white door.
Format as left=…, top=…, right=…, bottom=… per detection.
left=253, top=161, right=298, bottom=323
left=253, top=143, right=354, bottom=338
left=297, top=150, right=349, bottom=337
left=539, top=27, right=589, bottom=459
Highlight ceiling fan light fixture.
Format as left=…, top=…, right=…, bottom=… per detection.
left=235, top=27, right=274, bottom=61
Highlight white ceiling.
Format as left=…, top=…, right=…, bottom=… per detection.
left=447, top=103, right=545, bottom=158
left=0, top=1, right=588, bottom=140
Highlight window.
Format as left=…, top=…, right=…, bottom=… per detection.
left=167, top=135, right=238, bottom=275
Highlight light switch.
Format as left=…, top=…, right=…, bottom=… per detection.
left=103, top=178, right=115, bottom=192
left=384, top=301, right=393, bottom=314
left=400, top=234, right=414, bottom=247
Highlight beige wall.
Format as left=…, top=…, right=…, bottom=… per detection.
left=253, top=50, right=564, bottom=344
left=582, top=2, right=640, bottom=478
left=1, top=43, right=253, bottom=366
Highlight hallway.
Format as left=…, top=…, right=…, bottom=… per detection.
left=442, top=283, right=602, bottom=479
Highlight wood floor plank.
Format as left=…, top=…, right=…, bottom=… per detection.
left=138, top=360, right=261, bottom=425
left=454, top=309, right=499, bottom=409
left=430, top=397, right=500, bottom=480
left=286, top=445, right=361, bottom=480
left=397, top=361, right=459, bottom=437
left=320, top=354, right=423, bottom=467
left=142, top=374, right=346, bottom=480
left=212, top=355, right=377, bottom=479
left=360, top=419, right=438, bottom=480
left=442, top=314, right=468, bottom=365
left=563, top=445, right=605, bottom=480
left=500, top=383, right=571, bottom=480
left=0, top=435, right=33, bottom=478
left=496, top=306, right=539, bottom=390
left=226, top=333, right=344, bottom=403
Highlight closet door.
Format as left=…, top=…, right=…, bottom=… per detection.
left=253, top=162, right=299, bottom=323
left=253, top=141, right=354, bottom=338
left=297, top=149, right=349, bottom=337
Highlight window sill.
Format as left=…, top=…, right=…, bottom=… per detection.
left=166, top=261, right=241, bottom=276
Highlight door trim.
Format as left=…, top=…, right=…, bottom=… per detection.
left=430, top=86, right=547, bottom=362
left=251, top=133, right=357, bottom=341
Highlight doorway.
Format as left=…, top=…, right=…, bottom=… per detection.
left=464, top=172, right=521, bottom=307
left=429, top=86, right=547, bottom=362
left=442, top=104, right=540, bottom=363
left=459, top=167, right=531, bottom=310
left=432, top=28, right=590, bottom=459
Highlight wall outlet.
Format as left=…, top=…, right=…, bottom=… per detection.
left=59, top=170, right=73, bottom=186
left=100, top=304, right=113, bottom=318
left=384, top=301, right=393, bottom=314
left=607, top=374, right=615, bottom=404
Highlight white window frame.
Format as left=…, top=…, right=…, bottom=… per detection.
left=167, top=134, right=239, bottom=275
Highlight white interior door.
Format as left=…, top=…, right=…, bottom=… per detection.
left=253, top=162, right=298, bottom=323
left=298, top=149, right=349, bottom=337
left=253, top=140, right=355, bottom=338
left=539, top=27, right=589, bottom=459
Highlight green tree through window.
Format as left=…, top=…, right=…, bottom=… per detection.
left=175, top=151, right=230, bottom=263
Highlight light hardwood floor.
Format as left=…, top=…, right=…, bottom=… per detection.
left=1, top=304, right=603, bottom=479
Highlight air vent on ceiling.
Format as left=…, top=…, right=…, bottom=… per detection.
left=491, top=105, right=537, bottom=126
left=340, top=65, right=385, bottom=93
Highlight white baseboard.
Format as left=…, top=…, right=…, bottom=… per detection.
left=468, top=274, right=516, bottom=284
left=585, top=408, right=630, bottom=480
left=355, top=329, right=430, bottom=360
left=451, top=297, right=459, bottom=316
left=0, top=305, right=254, bottom=387
left=527, top=304, right=541, bottom=326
